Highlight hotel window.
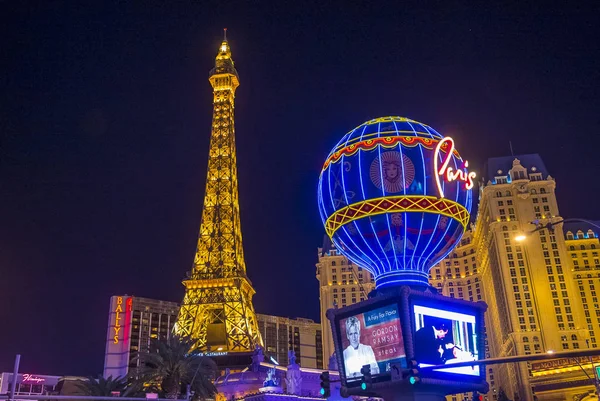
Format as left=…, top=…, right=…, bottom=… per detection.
left=533, top=198, right=539, bottom=203
left=542, top=197, right=548, bottom=202
left=498, top=201, right=504, bottom=206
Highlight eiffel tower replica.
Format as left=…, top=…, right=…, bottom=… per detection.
left=175, top=31, right=262, bottom=352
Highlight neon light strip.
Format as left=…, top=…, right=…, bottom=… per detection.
left=358, top=123, right=388, bottom=275
left=377, top=121, right=397, bottom=272
left=422, top=135, right=464, bottom=271
left=339, top=126, right=380, bottom=274
left=323, top=136, right=461, bottom=172
left=325, top=195, right=470, bottom=238
left=433, top=137, right=453, bottom=198
left=328, top=116, right=442, bottom=153
left=405, top=120, right=424, bottom=271
left=415, top=124, right=442, bottom=272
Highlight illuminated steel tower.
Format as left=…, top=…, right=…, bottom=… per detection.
left=175, top=31, right=261, bottom=352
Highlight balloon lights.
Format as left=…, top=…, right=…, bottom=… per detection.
left=317, top=117, right=475, bottom=288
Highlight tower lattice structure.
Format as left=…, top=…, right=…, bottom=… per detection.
left=175, top=32, right=262, bottom=352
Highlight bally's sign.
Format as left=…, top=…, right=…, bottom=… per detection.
left=112, top=296, right=132, bottom=344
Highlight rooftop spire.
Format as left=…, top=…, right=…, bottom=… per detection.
left=211, top=29, right=238, bottom=79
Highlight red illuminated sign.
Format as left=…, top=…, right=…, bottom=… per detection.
left=434, top=137, right=476, bottom=198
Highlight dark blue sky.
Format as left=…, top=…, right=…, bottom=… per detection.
left=1, top=1, right=599, bottom=376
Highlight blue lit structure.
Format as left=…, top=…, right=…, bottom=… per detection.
left=318, top=117, right=475, bottom=289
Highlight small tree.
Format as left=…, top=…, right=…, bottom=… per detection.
left=75, top=375, right=138, bottom=397
left=131, top=336, right=218, bottom=400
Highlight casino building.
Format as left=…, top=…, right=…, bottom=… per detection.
left=316, top=245, right=375, bottom=369
left=0, top=373, right=85, bottom=398
left=103, top=295, right=324, bottom=376
left=470, top=155, right=598, bottom=401
left=317, top=154, right=599, bottom=401
left=256, top=314, right=324, bottom=369
left=103, top=295, right=180, bottom=379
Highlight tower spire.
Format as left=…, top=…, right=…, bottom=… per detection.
left=223, top=27, right=227, bottom=41
left=175, top=34, right=262, bottom=352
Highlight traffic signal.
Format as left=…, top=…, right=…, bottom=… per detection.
left=319, top=371, right=330, bottom=398
left=403, top=359, right=420, bottom=385
left=360, top=364, right=372, bottom=391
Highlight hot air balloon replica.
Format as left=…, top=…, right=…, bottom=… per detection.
left=318, top=116, right=476, bottom=289
left=320, top=117, right=487, bottom=399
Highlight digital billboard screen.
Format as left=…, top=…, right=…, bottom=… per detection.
left=339, top=303, right=406, bottom=382
left=412, top=303, right=480, bottom=376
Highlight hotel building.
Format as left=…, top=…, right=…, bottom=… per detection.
left=256, top=314, right=324, bottom=369
left=0, top=373, right=85, bottom=398
left=317, top=155, right=599, bottom=401
left=315, top=243, right=375, bottom=368
left=103, top=295, right=180, bottom=378
left=103, top=295, right=323, bottom=376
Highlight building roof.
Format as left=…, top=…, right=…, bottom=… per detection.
left=484, top=154, right=549, bottom=182
left=562, top=220, right=600, bottom=236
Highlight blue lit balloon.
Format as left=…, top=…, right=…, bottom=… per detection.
left=317, top=117, right=475, bottom=288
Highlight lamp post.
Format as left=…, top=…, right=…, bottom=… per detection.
left=515, top=218, right=600, bottom=242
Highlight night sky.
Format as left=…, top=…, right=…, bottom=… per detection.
left=1, top=2, right=599, bottom=376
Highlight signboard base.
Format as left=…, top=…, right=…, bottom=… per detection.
left=327, top=285, right=489, bottom=398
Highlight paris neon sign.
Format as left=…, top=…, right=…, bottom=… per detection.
left=433, top=137, right=476, bottom=198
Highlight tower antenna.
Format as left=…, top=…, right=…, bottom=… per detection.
left=223, top=27, right=227, bottom=41
left=509, top=141, right=514, bottom=156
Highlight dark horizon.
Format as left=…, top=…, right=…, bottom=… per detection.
left=1, top=1, right=599, bottom=376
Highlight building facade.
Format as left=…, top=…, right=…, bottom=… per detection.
left=257, top=314, right=324, bottom=369
left=428, top=229, right=496, bottom=401
left=103, top=295, right=179, bottom=378
left=472, top=155, right=595, bottom=401
left=0, top=373, right=61, bottom=397
left=316, top=155, right=599, bottom=401
left=315, top=244, right=375, bottom=368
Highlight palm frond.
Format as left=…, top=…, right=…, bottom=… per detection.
left=129, top=336, right=218, bottom=401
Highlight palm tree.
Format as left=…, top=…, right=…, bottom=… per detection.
left=131, top=336, right=218, bottom=400
left=75, top=375, right=138, bottom=397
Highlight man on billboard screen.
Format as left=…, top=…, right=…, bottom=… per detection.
left=413, top=304, right=479, bottom=376
left=340, top=304, right=406, bottom=380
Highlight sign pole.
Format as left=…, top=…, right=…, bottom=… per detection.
left=9, top=354, right=20, bottom=401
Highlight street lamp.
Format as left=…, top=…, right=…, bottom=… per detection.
left=515, top=218, right=600, bottom=242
